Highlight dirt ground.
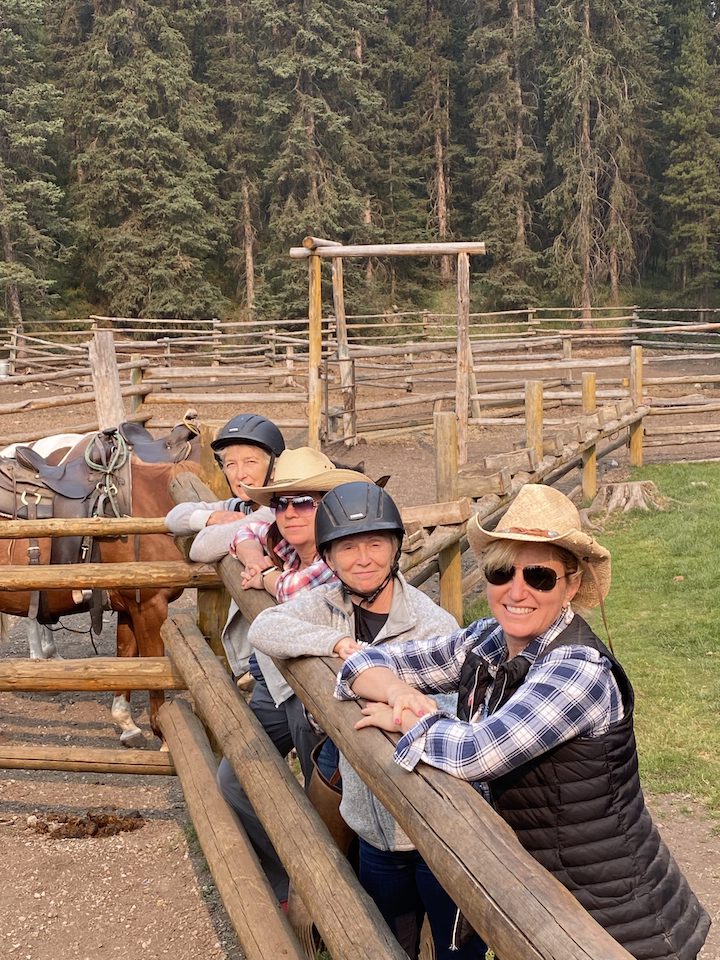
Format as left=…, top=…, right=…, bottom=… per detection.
left=0, top=349, right=719, bottom=959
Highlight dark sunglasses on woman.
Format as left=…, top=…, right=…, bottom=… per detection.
left=270, top=494, right=319, bottom=513
left=484, top=564, right=567, bottom=592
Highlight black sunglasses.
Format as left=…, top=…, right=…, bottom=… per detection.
left=270, top=494, right=319, bottom=514
left=484, top=565, right=566, bottom=592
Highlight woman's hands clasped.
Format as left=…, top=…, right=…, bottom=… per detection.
left=355, top=679, right=437, bottom=733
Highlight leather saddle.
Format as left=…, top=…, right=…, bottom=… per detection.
left=117, top=420, right=200, bottom=463
left=0, top=418, right=200, bottom=528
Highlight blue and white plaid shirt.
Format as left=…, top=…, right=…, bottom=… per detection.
left=335, top=608, right=624, bottom=786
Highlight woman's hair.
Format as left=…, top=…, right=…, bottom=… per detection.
left=482, top=540, right=581, bottom=578
left=264, top=522, right=284, bottom=570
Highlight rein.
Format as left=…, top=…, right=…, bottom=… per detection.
left=84, top=431, right=130, bottom=519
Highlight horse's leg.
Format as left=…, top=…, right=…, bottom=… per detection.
left=27, top=620, right=47, bottom=659
left=111, top=610, right=144, bottom=747
left=126, top=592, right=168, bottom=743
left=39, top=624, right=62, bottom=660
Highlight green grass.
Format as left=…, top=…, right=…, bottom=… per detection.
left=464, top=463, right=720, bottom=812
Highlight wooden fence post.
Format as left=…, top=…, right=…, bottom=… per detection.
left=197, top=423, right=231, bottom=666
left=332, top=256, right=357, bottom=445
left=130, top=353, right=144, bottom=415
left=307, top=255, right=323, bottom=449
left=629, top=345, right=644, bottom=467
left=455, top=252, right=471, bottom=465
left=562, top=339, right=573, bottom=385
left=525, top=380, right=544, bottom=461
left=89, top=330, right=125, bottom=428
left=211, top=317, right=221, bottom=367
left=582, top=372, right=597, bottom=501
left=435, top=412, right=463, bottom=623
left=8, top=327, right=18, bottom=374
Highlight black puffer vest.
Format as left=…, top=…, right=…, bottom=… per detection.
left=457, top=617, right=710, bottom=960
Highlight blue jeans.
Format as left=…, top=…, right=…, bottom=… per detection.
left=358, top=839, right=487, bottom=960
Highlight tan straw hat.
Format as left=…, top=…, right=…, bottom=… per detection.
left=241, top=446, right=374, bottom=506
left=467, top=484, right=611, bottom=608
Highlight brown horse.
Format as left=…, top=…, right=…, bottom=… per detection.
left=0, top=422, right=202, bottom=745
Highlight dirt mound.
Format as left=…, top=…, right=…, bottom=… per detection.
left=27, top=809, right=145, bottom=840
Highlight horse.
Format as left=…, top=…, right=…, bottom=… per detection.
left=0, top=419, right=202, bottom=745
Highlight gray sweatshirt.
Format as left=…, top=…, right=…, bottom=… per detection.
left=249, top=576, right=458, bottom=851
left=166, top=498, right=274, bottom=676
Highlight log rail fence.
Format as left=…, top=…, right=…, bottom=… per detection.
left=0, top=469, right=633, bottom=960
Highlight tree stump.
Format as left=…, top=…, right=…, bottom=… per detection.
left=587, top=480, right=667, bottom=516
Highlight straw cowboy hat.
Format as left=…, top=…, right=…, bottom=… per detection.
left=467, top=483, right=611, bottom=609
left=241, top=446, right=374, bottom=507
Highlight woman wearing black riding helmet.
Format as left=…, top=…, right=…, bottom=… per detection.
left=165, top=412, right=284, bottom=678
left=249, top=482, right=482, bottom=960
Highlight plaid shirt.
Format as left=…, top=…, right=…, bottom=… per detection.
left=335, top=608, right=624, bottom=786
left=230, top=518, right=337, bottom=602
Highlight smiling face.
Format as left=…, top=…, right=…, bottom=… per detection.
left=219, top=443, right=271, bottom=499
left=326, top=532, right=397, bottom=594
left=485, top=542, right=581, bottom=654
left=275, top=492, right=322, bottom=552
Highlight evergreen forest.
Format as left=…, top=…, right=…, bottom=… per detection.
left=1, top=0, right=719, bottom=326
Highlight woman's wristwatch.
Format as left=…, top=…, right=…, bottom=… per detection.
left=260, top=565, right=276, bottom=580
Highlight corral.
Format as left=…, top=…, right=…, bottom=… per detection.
left=0, top=311, right=718, bottom=960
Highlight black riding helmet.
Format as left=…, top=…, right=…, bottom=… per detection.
left=316, top=481, right=405, bottom=604
left=210, top=413, right=285, bottom=484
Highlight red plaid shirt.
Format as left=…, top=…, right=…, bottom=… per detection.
left=230, top=519, right=337, bottom=602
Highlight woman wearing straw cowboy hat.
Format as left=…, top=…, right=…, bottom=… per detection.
left=219, top=447, right=373, bottom=908
left=336, top=484, right=710, bottom=959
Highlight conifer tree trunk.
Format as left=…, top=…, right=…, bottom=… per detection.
left=433, top=73, right=452, bottom=282
left=241, top=179, right=256, bottom=315
left=579, top=0, right=593, bottom=322
left=609, top=200, right=620, bottom=305
left=511, top=0, right=527, bottom=254
left=0, top=185, right=24, bottom=332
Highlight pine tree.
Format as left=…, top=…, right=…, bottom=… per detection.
left=466, top=0, right=543, bottom=308
left=0, top=0, right=65, bottom=330
left=661, top=0, right=720, bottom=301
left=244, top=0, right=388, bottom=318
left=203, top=1, right=268, bottom=316
left=540, top=0, right=656, bottom=313
left=53, top=0, right=226, bottom=318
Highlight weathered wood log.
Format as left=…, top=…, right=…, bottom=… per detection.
left=0, top=656, right=185, bottom=691
left=161, top=614, right=406, bottom=960
left=90, top=330, right=127, bottom=428
left=0, top=744, right=175, bottom=776
left=289, top=241, right=487, bottom=259
left=457, top=468, right=511, bottom=499
left=0, top=384, right=148, bottom=417
left=434, top=413, right=463, bottom=623
left=482, top=447, right=539, bottom=474
left=0, top=561, right=219, bottom=591
left=0, top=517, right=169, bottom=539
left=401, top=498, right=472, bottom=528
left=644, top=422, right=720, bottom=436
left=158, top=700, right=306, bottom=960
left=401, top=523, right=427, bottom=554
left=144, top=391, right=307, bottom=405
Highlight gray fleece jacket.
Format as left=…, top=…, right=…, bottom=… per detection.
left=165, top=498, right=274, bottom=676
left=248, top=575, right=458, bottom=852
